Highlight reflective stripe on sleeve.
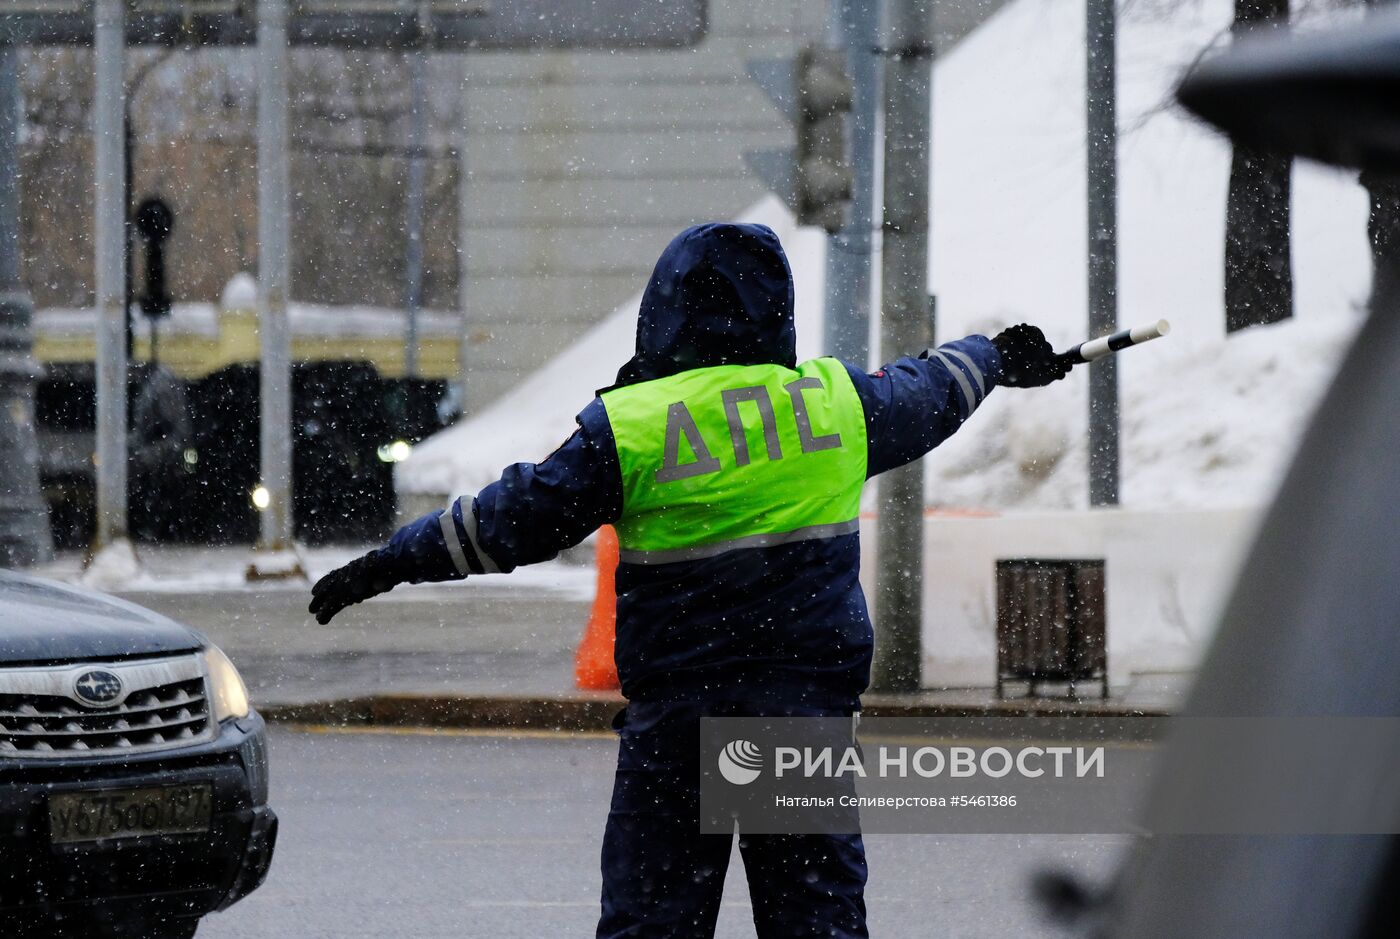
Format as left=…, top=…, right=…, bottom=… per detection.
left=458, top=499, right=501, bottom=574
left=438, top=506, right=470, bottom=576
left=929, top=350, right=978, bottom=415
left=940, top=347, right=987, bottom=399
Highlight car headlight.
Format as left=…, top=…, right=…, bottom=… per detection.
left=204, top=645, right=251, bottom=723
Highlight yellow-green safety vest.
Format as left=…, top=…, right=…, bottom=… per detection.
left=600, top=357, right=868, bottom=565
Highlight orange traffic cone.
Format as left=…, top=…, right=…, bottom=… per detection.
left=574, top=525, right=621, bottom=691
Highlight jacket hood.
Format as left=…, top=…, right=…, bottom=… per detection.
left=608, top=223, right=796, bottom=390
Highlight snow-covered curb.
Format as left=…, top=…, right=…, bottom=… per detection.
left=38, top=548, right=596, bottom=602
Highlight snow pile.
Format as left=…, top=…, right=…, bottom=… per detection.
left=925, top=312, right=1362, bottom=509
left=80, top=540, right=143, bottom=592
left=920, top=0, right=1370, bottom=509
left=244, top=548, right=308, bottom=583
left=221, top=271, right=258, bottom=311
left=399, top=197, right=829, bottom=498
left=399, top=0, right=1372, bottom=511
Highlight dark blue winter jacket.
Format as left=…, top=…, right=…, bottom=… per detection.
left=380, top=223, right=1002, bottom=706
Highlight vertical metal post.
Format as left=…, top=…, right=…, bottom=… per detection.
left=0, top=50, right=22, bottom=297
left=0, top=43, right=54, bottom=566
left=257, top=0, right=293, bottom=552
left=456, top=71, right=470, bottom=411
left=823, top=0, right=879, bottom=366
left=872, top=0, right=933, bottom=693
left=94, top=0, right=128, bottom=549
left=1086, top=0, right=1120, bottom=506
left=404, top=48, right=427, bottom=378
left=123, top=98, right=134, bottom=361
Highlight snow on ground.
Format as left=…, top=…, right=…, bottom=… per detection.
left=79, top=539, right=143, bottom=592
left=397, top=0, right=1371, bottom=512
left=920, top=0, right=1370, bottom=510
left=35, top=547, right=596, bottom=601
left=924, top=313, right=1362, bottom=510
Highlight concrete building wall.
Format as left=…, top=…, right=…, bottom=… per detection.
left=457, top=1, right=825, bottom=412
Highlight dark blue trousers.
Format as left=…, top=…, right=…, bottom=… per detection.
left=596, top=701, right=868, bottom=939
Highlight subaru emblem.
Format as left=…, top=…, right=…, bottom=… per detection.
left=72, top=669, right=124, bottom=707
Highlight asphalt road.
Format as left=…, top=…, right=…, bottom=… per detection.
left=197, top=727, right=1129, bottom=939
left=122, top=576, right=595, bottom=706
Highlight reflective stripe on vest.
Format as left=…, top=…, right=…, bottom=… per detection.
left=600, top=357, right=868, bottom=564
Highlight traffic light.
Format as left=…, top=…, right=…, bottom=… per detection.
left=135, top=196, right=174, bottom=320
left=796, top=45, right=853, bottom=233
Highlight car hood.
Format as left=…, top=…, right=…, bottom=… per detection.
left=0, top=570, right=204, bottom=664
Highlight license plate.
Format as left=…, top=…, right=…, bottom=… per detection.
left=48, top=783, right=213, bottom=845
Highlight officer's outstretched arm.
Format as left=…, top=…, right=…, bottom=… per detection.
left=844, top=325, right=1066, bottom=481
left=309, top=400, right=622, bottom=624
left=847, top=333, right=1003, bottom=477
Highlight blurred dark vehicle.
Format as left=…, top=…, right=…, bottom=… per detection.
left=1047, top=11, right=1400, bottom=939
left=0, top=569, right=275, bottom=938
left=34, top=362, right=453, bottom=548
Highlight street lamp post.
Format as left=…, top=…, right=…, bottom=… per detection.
left=0, top=42, right=53, bottom=567
left=93, top=0, right=129, bottom=552
left=1086, top=0, right=1120, bottom=507
left=255, top=0, right=295, bottom=563
left=872, top=0, right=934, bottom=693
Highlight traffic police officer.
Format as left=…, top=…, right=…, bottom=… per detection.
left=310, top=222, right=1069, bottom=938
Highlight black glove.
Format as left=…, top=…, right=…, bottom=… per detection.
left=990, top=324, right=1072, bottom=388
left=309, top=551, right=402, bottom=625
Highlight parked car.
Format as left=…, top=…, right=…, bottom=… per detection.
left=0, top=569, right=276, bottom=938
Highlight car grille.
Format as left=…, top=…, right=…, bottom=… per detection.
left=0, top=655, right=214, bottom=758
